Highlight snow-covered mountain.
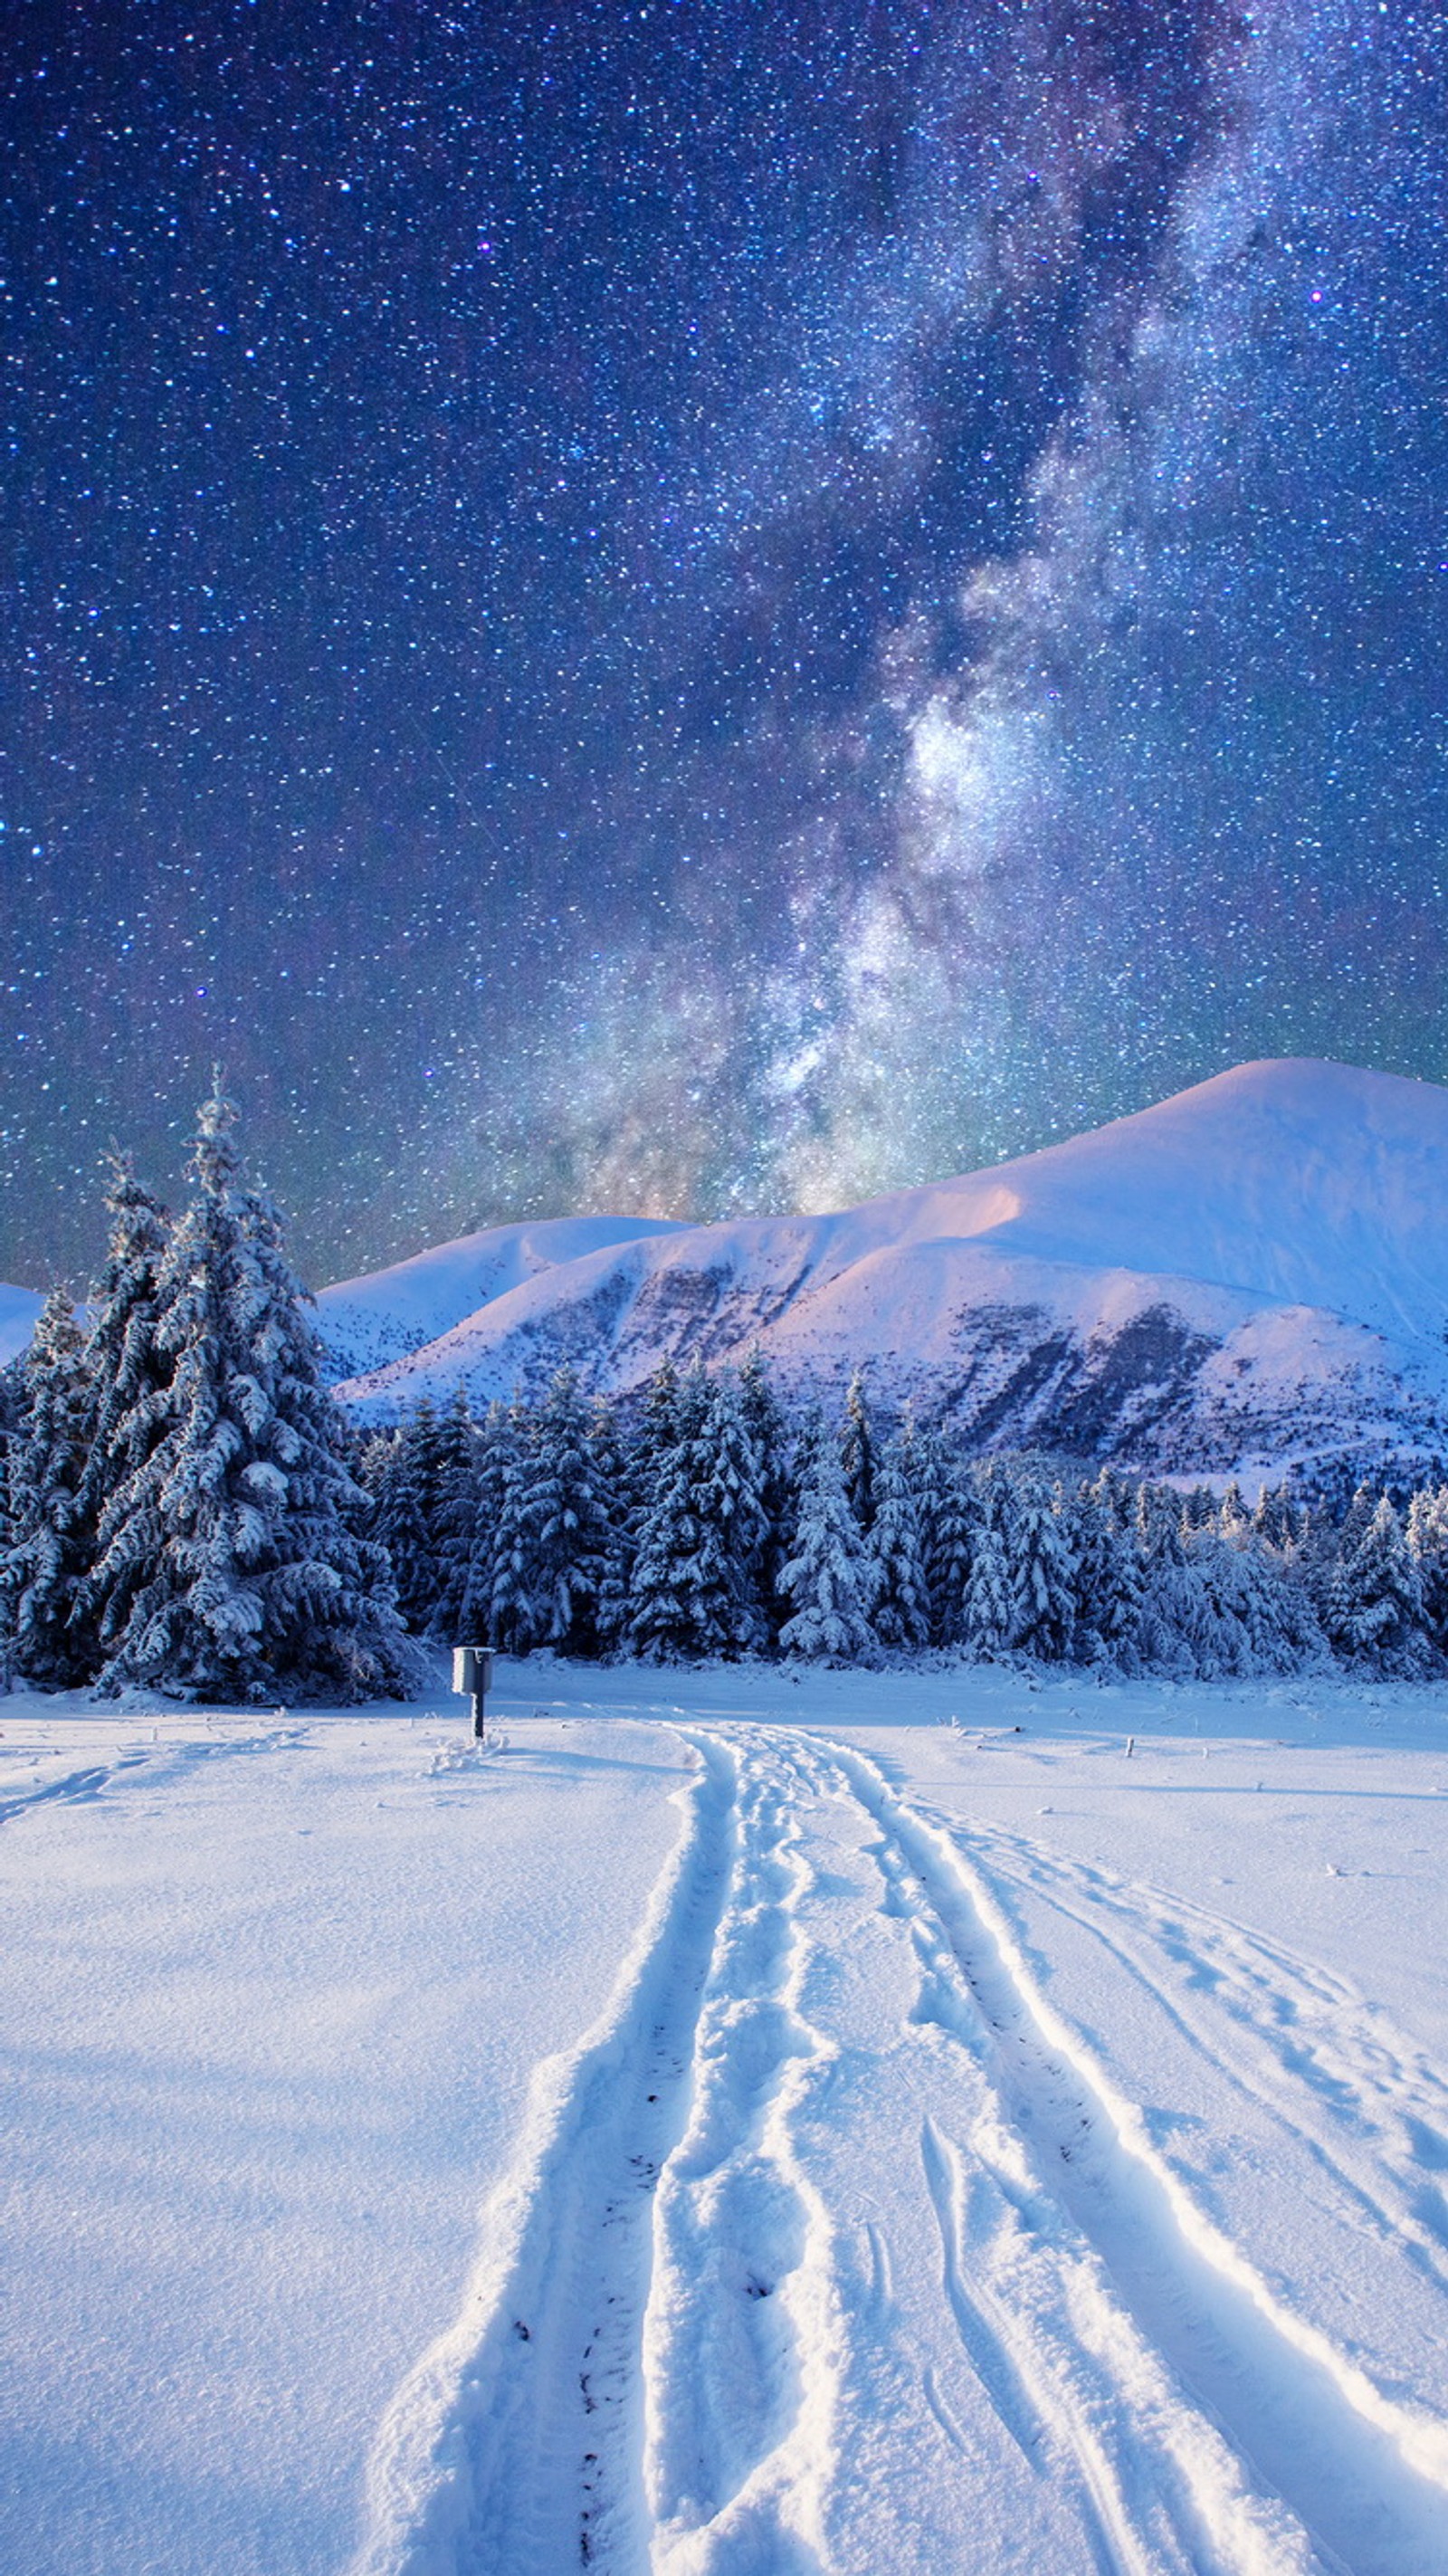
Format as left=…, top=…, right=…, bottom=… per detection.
left=317, top=1214, right=688, bottom=1383
left=321, top=1060, right=1448, bottom=1488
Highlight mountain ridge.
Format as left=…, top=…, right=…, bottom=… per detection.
left=318, top=1059, right=1448, bottom=1489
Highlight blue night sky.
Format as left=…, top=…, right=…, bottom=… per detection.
left=5, top=0, right=1448, bottom=1285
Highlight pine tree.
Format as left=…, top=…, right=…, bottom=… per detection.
left=840, top=1369, right=878, bottom=1533
left=458, top=1398, right=520, bottom=1641
left=869, top=1421, right=931, bottom=1651
left=96, top=1081, right=414, bottom=1701
left=1253, top=1482, right=1305, bottom=1550
left=625, top=1361, right=716, bottom=1662
left=78, top=1156, right=174, bottom=1663
left=369, top=1409, right=440, bottom=1633
left=484, top=1369, right=616, bottom=1655
left=3, top=1288, right=96, bottom=1688
left=588, top=1394, right=635, bottom=1653
left=223, top=1168, right=417, bottom=1699
left=778, top=1413, right=880, bottom=1665
left=738, top=1344, right=793, bottom=1645
left=1407, top=1484, right=1448, bottom=1648
left=524, top=1365, right=616, bottom=1655
left=960, top=1462, right=1015, bottom=1659
left=634, top=1356, right=682, bottom=1492
left=1069, top=1468, right=1143, bottom=1668
left=628, top=1365, right=768, bottom=1660
left=915, top=1421, right=975, bottom=1646
left=691, top=1369, right=770, bottom=1655
left=0, top=1357, right=23, bottom=1625
left=487, top=1407, right=543, bottom=1654
left=1132, top=1483, right=1197, bottom=1675
left=1006, top=1471, right=1078, bottom=1662
left=428, top=1387, right=480, bottom=1641
left=1333, top=1494, right=1426, bottom=1674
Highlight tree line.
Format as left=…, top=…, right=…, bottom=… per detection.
left=6, top=1085, right=1448, bottom=1700
left=361, top=1354, right=1448, bottom=1681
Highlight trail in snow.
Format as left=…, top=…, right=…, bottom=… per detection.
left=356, top=1718, right=1448, bottom=2576
left=947, top=1817, right=1448, bottom=2314
left=349, top=1733, right=737, bottom=2576
left=650, top=1729, right=1318, bottom=2576
left=642, top=1736, right=844, bottom=2575
left=814, top=1732, right=1448, bottom=2575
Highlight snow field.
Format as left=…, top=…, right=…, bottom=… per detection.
left=5, top=1665, right=1448, bottom=2573
left=0, top=1700, right=691, bottom=2576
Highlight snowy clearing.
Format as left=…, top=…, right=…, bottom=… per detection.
left=4, top=1665, right=1448, bottom=2574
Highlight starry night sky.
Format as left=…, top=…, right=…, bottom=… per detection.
left=5, top=0, right=1448, bottom=1287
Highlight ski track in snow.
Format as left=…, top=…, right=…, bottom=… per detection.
left=352, top=1719, right=1448, bottom=2576
left=348, top=1733, right=738, bottom=2576
left=942, top=1817, right=1448, bottom=2319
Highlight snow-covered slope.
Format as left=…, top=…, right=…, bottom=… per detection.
left=328, top=1061, right=1448, bottom=1485
left=315, top=1215, right=687, bottom=1381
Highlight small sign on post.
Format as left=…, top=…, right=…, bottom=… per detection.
left=452, top=1644, right=496, bottom=1743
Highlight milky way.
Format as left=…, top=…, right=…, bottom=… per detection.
left=5, top=1, right=1447, bottom=1284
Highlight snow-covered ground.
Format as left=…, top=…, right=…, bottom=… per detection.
left=4, top=1665, right=1448, bottom=2574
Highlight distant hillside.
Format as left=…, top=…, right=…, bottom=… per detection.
left=316, top=1214, right=687, bottom=1383
left=319, top=1060, right=1448, bottom=1491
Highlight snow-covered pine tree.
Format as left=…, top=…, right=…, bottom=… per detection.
left=1407, top=1484, right=1448, bottom=1649
left=738, top=1344, right=794, bottom=1644
left=1131, top=1482, right=1198, bottom=1675
left=626, top=1363, right=767, bottom=1661
left=960, top=1461, right=1016, bottom=1660
left=778, top=1411, right=880, bottom=1665
left=1317, top=1483, right=1381, bottom=1657
left=691, top=1368, right=771, bottom=1655
left=519, top=1364, right=616, bottom=1655
left=625, top=1360, right=715, bottom=1662
left=486, top=1405, right=544, bottom=1654
left=368, top=1409, right=440, bottom=1633
left=77, top=1156, right=174, bottom=1664
left=459, top=1398, right=520, bottom=1642
left=1173, top=1526, right=1323, bottom=1678
left=869, top=1419, right=931, bottom=1652
left=1069, top=1468, right=1144, bottom=1668
left=428, top=1387, right=480, bottom=1640
left=915, top=1420, right=975, bottom=1646
left=635, top=1356, right=681, bottom=1491
left=1332, top=1493, right=1428, bottom=1674
left=1005, top=1470, right=1078, bottom=1662
left=224, top=1167, right=417, bottom=1698
left=840, top=1369, right=878, bottom=1533
left=0, top=1356, right=22, bottom=1615
left=587, top=1394, right=635, bottom=1653
left=2, top=1288, right=96, bottom=1688
left=96, top=1081, right=415, bottom=1702
left=1338, top=1480, right=1380, bottom=1556
left=1253, top=1482, right=1306, bottom=1550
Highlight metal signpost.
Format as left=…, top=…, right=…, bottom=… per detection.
left=452, top=1644, right=496, bottom=1743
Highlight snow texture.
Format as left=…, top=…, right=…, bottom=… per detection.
left=5, top=1660, right=1448, bottom=2573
